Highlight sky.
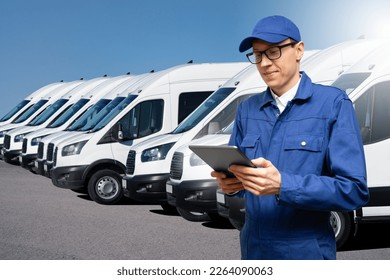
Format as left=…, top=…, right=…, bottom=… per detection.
left=1, top=0, right=390, bottom=116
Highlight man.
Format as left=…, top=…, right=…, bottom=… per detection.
left=211, top=15, right=369, bottom=259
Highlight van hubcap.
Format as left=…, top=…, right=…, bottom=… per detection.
left=96, top=176, right=118, bottom=199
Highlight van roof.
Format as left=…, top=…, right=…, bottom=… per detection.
left=25, top=81, right=66, bottom=101
left=76, top=75, right=139, bottom=100
left=103, top=72, right=155, bottom=99
left=128, top=62, right=249, bottom=95
left=40, top=79, right=85, bottom=100
left=302, top=39, right=387, bottom=84
left=337, top=41, right=390, bottom=76
left=332, top=40, right=390, bottom=101
left=62, top=76, right=111, bottom=99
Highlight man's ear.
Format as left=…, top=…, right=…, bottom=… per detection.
left=296, top=41, right=305, bottom=62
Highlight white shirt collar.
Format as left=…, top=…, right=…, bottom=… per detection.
left=270, top=77, right=301, bottom=113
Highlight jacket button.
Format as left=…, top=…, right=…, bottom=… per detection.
left=301, top=141, right=307, bottom=146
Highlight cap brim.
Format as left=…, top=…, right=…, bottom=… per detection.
left=239, top=33, right=289, bottom=52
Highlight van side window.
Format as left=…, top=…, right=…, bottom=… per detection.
left=124, top=99, right=164, bottom=140
left=354, top=81, right=390, bottom=144
left=178, top=91, right=213, bottom=124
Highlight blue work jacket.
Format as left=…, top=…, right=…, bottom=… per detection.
left=229, top=72, right=369, bottom=260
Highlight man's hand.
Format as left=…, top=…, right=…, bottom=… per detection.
left=211, top=157, right=281, bottom=196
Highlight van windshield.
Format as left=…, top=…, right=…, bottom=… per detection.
left=27, top=99, right=68, bottom=126
left=0, top=100, right=30, bottom=122
left=220, top=122, right=234, bottom=134
left=172, top=87, right=236, bottom=134
left=47, top=99, right=89, bottom=128
left=66, top=98, right=115, bottom=131
left=331, top=72, right=371, bottom=95
left=12, top=99, right=48, bottom=123
left=90, top=95, right=138, bottom=132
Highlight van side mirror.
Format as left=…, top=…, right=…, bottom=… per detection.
left=118, top=123, right=124, bottom=141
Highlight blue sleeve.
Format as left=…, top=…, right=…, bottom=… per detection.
left=279, top=97, right=369, bottom=211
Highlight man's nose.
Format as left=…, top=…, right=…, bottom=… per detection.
left=260, top=53, right=272, bottom=66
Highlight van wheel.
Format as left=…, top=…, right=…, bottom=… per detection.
left=88, top=169, right=123, bottom=205
left=177, top=207, right=211, bottom=222
left=330, top=211, right=352, bottom=249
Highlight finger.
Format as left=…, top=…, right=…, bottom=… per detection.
left=210, top=170, right=227, bottom=179
left=251, top=157, right=272, bottom=168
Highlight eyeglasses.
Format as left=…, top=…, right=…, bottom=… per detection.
left=245, top=42, right=297, bottom=64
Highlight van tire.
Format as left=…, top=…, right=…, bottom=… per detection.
left=87, top=169, right=123, bottom=205
left=330, top=211, right=352, bottom=249
left=177, top=207, right=211, bottom=222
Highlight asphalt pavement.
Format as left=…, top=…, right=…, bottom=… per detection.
left=0, top=160, right=389, bottom=260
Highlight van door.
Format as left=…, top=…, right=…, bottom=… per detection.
left=108, top=98, right=166, bottom=164
left=354, top=79, right=390, bottom=219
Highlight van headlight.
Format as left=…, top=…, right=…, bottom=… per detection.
left=62, top=140, right=88, bottom=156
left=189, top=152, right=206, bottom=166
left=14, top=134, right=25, bottom=142
left=141, top=142, right=175, bottom=162
left=0, top=131, right=4, bottom=138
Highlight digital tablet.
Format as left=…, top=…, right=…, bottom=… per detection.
left=189, top=145, right=256, bottom=177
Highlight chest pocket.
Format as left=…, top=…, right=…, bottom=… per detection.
left=283, top=135, right=324, bottom=174
left=241, top=134, right=261, bottom=159
left=284, top=135, right=323, bottom=152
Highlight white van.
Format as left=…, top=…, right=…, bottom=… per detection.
left=19, top=74, right=137, bottom=170
left=0, top=80, right=81, bottom=151
left=49, top=62, right=248, bottom=205
left=328, top=44, right=390, bottom=248
left=1, top=79, right=85, bottom=163
left=35, top=73, right=151, bottom=177
left=122, top=39, right=383, bottom=212
left=0, top=81, right=65, bottom=126
left=122, top=64, right=263, bottom=207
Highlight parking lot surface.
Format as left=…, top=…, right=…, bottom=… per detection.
left=0, top=160, right=389, bottom=260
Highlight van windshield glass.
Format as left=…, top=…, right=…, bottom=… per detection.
left=0, top=100, right=30, bottom=122
left=27, top=99, right=68, bottom=126
left=172, top=87, right=236, bottom=134
left=12, top=99, right=48, bottom=123
left=48, top=99, right=89, bottom=128
left=66, top=98, right=114, bottom=131
left=331, top=72, right=371, bottom=95
left=220, top=122, right=234, bottom=134
left=90, top=95, right=138, bottom=132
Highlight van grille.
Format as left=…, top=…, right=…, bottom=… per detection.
left=22, top=138, right=28, bottom=153
left=47, top=143, right=54, bottom=161
left=53, top=147, right=58, bottom=167
left=37, top=142, right=44, bottom=159
left=170, top=152, right=183, bottom=180
left=126, top=150, right=136, bottom=175
left=4, top=135, right=11, bottom=149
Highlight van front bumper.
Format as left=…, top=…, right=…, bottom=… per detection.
left=123, top=173, right=170, bottom=203
left=51, top=165, right=88, bottom=189
left=2, top=149, right=22, bottom=165
left=166, top=179, right=218, bottom=213
left=20, top=154, right=37, bottom=170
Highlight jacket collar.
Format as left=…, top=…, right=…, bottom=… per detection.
left=259, top=71, right=313, bottom=109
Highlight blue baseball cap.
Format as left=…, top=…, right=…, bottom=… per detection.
left=239, top=15, right=301, bottom=52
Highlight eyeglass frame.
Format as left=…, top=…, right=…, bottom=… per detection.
left=245, top=41, right=298, bottom=64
